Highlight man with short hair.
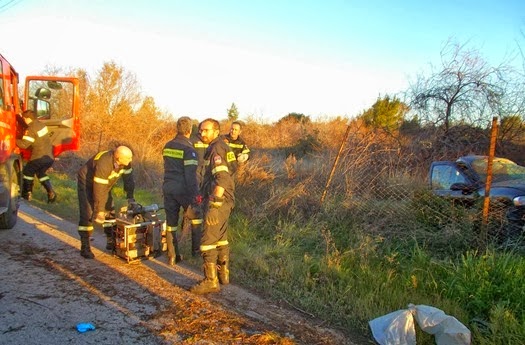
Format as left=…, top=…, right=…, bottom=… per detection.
left=223, top=121, right=250, bottom=163
left=190, top=118, right=238, bottom=294
left=16, top=110, right=56, bottom=203
left=162, top=117, right=201, bottom=265
left=77, top=146, right=135, bottom=259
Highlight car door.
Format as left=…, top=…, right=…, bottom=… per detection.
left=24, top=76, right=80, bottom=157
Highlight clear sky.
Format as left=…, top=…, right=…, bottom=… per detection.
left=1, top=0, right=524, bottom=122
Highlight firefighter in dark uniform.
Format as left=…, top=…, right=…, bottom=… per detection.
left=223, top=121, right=250, bottom=164
left=190, top=121, right=209, bottom=187
left=77, top=146, right=135, bottom=259
left=16, top=110, right=57, bottom=203
left=162, top=116, right=201, bottom=265
left=190, top=118, right=237, bottom=294
left=187, top=120, right=209, bottom=257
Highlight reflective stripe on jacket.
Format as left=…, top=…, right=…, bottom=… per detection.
left=77, top=150, right=135, bottom=213
left=163, top=134, right=199, bottom=198
left=202, top=137, right=237, bottom=203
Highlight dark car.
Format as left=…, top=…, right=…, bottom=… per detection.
left=429, top=155, right=525, bottom=240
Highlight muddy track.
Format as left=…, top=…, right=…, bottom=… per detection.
left=0, top=203, right=364, bottom=345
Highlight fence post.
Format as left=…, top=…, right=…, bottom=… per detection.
left=480, top=116, right=499, bottom=246
left=320, top=118, right=352, bottom=205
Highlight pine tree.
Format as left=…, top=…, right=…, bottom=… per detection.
left=227, top=102, right=239, bottom=121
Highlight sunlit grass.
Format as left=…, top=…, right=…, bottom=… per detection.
left=31, top=173, right=78, bottom=222
left=31, top=173, right=163, bottom=223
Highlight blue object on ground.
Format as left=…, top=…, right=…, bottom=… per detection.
left=76, top=322, right=96, bottom=333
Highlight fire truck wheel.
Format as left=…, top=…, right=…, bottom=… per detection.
left=0, top=163, right=20, bottom=229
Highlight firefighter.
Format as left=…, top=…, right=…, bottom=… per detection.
left=190, top=121, right=209, bottom=188
left=77, top=146, right=135, bottom=259
left=16, top=110, right=57, bottom=203
left=190, top=118, right=237, bottom=294
left=223, top=121, right=250, bottom=164
left=187, top=121, right=208, bottom=257
left=162, top=116, right=202, bottom=265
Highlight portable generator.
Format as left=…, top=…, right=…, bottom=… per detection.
left=112, top=203, right=166, bottom=263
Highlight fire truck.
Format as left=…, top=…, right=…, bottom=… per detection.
left=0, top=53, right=80, bottom=229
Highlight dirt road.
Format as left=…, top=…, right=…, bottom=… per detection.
left=0, top=203, right=364, bottom=345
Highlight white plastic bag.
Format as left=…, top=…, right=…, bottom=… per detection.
left=369, top=309, right=416, bottom=345
left=369, top=304, right=471, bottom=345
left=411, top=304, right=471, bottom=345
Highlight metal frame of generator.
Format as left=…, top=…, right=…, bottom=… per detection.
left=112, top=204, right=166, bottom=263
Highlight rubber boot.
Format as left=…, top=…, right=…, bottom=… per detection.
left=217, top=254, right=230, bottom=285
left=190, top=262, right=220, bottom=294
left=166, top=230, right=183, bottom=265
left=103, top=224, right=115, bottom=251
left=79, top=231, right=95, bottom=259
left=41, top=179, right=57, bottom=203
left=22, top=179, right=34, bottom=201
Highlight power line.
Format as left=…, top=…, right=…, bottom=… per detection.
left=0, top=0, right=25, bottom=14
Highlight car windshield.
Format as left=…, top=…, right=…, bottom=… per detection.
left=471, top=157, right=525, bottom=183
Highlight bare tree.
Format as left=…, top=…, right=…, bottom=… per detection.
left=408, top=40, right=511, bottom=133
left=77, top=61, right=175, bottom=187
left=81, top=61, right=143, bottom=152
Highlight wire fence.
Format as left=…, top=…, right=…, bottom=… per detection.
left=236, top=122, right=525, bottom=255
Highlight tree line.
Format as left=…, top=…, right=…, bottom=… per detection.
left=46, top=39, right=525, bottom=187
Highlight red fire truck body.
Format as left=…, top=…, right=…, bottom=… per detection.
left=0, top=53, right=80, bottom=228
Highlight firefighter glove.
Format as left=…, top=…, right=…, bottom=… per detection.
left=194, top=194, right=203, bottom=206
left=237, top=153, right=249, bottom=163
left=209, top=195, right=224, bottom=209
left=205, top=207, right=219, bottom=226
left=94, top=211, right=106, bottom=224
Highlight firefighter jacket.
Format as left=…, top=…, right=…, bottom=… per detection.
left=202, top=137, right=238, bottom=203
left=222, top=134, right=250, bottom=161
left=162, top=134, right=199, bottom=198
left=16, top=119, right=53, bottom=160
left=189, top=135, right=209, bottom=188
left=77, top=150, right=135, bottom=214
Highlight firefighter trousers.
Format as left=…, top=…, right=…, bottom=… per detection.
left=77, top=181, right=115, bottom=231
left=200, top=200, right=233, bottom=264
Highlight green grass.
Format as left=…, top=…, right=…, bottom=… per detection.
left=31, top=173, right=79, bottom=222
left=31, top=173, right=525, bottom=344
left=31, top=173, right=163, bottom=223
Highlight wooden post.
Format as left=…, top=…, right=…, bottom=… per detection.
left=320, top=118, right=352, bottom=205
left=481, top=117, right=499, bottom=246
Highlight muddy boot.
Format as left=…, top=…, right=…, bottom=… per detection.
left=166, top=229, right=182, bottom=265
left=22, top=178, right=34, bottom=201
left=79, top=231, right=95, bottom=259
left=103, top=224, right=115, bottom=251
left=217, top=254, right=230, bottom=285
left=168, top=254, right=183, bottom=266
left=41, top=179, right=57, bottom=203
left=190, top=262, right=220, bottom=294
